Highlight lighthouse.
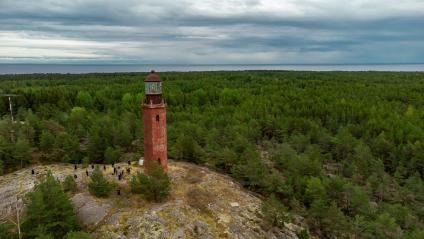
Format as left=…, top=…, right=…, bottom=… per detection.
left=143, top=70, right=168, bottom=170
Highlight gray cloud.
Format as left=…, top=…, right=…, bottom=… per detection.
left=0, top=0, right=423, bottom=64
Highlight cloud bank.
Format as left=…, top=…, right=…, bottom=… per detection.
left=0, top=0, right=423, bottom=64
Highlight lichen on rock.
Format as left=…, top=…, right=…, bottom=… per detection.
left=0, top=161, right=301, bottom=239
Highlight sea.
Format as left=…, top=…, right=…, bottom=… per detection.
left=0, top=64, right=424, bottom=74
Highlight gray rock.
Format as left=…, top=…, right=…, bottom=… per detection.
left=193, top=219, right=210, bottom=235
left=106, top=212, right=121, bottom=226
left=172, top=228, right=185, bottom=239
left=71, top=193, right=89, bottom=209
left=75, top=198, right=112, bottom=228
left=0, top=162, right=301, bottom=239
left=198, top=234, right=214, bottom=239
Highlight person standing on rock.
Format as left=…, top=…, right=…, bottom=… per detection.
left=74, top=164, right=77, bottom=170
left=103, top=165, right=106, bottom=171
left=31, top=168, right=35, bottom=175
left=86, top=170, right=89, bottom=176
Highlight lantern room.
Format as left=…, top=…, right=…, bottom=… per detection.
left=145, top=70, right=162, bottom=95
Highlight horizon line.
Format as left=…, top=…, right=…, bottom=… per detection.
left=0, top=63, right=423, bottom=66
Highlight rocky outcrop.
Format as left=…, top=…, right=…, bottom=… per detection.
left=0, top=162, right=300, bottom=239
left=0, top=164, right=77, bottom=217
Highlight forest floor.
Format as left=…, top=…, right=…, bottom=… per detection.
left=0, top=161, right=302, bottom=239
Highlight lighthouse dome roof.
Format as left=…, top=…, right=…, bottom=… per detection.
left=145, top=70, right=161, bottom=82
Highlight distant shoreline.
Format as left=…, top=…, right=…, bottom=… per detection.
left=1, top=63, right=424, bottom=74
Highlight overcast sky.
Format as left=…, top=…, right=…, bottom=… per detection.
left=0, top=0, right=423, bottom=64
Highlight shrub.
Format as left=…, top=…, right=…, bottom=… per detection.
left=63, top=175, right=77, bottom=192
left=131, top=161, right=170, bottom=202
left=88, top=166, right=112, bottom=197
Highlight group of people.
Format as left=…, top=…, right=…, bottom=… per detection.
left=72, top=160, right=134, bottom=181
left=30, top=161, right=136, bottom=196
left=31, top=160, right=136, bottom=195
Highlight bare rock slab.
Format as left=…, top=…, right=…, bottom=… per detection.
left=71, top=193, right=112, bottom=229
left=0, top=161, right=302, bottom=239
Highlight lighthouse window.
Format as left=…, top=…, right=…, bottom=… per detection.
left=156, top=115, right=160, bottom=121
left=145, top=82, right=162, bottom=94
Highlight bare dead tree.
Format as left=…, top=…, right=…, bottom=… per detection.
left=1, top=183, right=25, bottom=239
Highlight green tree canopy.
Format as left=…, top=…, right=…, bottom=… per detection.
left=75, top=91, right=93, bottom=108
left=22, top=172, right=79, bottom=239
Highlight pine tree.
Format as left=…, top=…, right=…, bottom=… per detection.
left=261, top=194, right=291, bottom=228
left=65, top=231, right=93, bottom=239
left=21, top=172, right=79, bottom=239
left=112, top=123, right=132, bottom=148
left=173, top=134, right=205, bottom=163
left=305, top=177, right=327, bottom=204
left=372, top=213, right=402, bottom=239
left=104, top=146, right=121, bottom=164
left=63, top=175, right=77, bottom=192
left=13, top=139, right=32, bottom=168
left=55, top=132, right=79, bottom=157
left=131, top=161, right=170, bottom=202
left=39, top=131, right=55, bottom=151
left=88, top=166, right=112, bottom=197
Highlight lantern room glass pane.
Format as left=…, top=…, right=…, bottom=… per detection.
left=145, top=82, right=162, bottom=94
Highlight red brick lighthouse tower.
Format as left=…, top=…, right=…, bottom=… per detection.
left=143, top=70, right=168, bottom=170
